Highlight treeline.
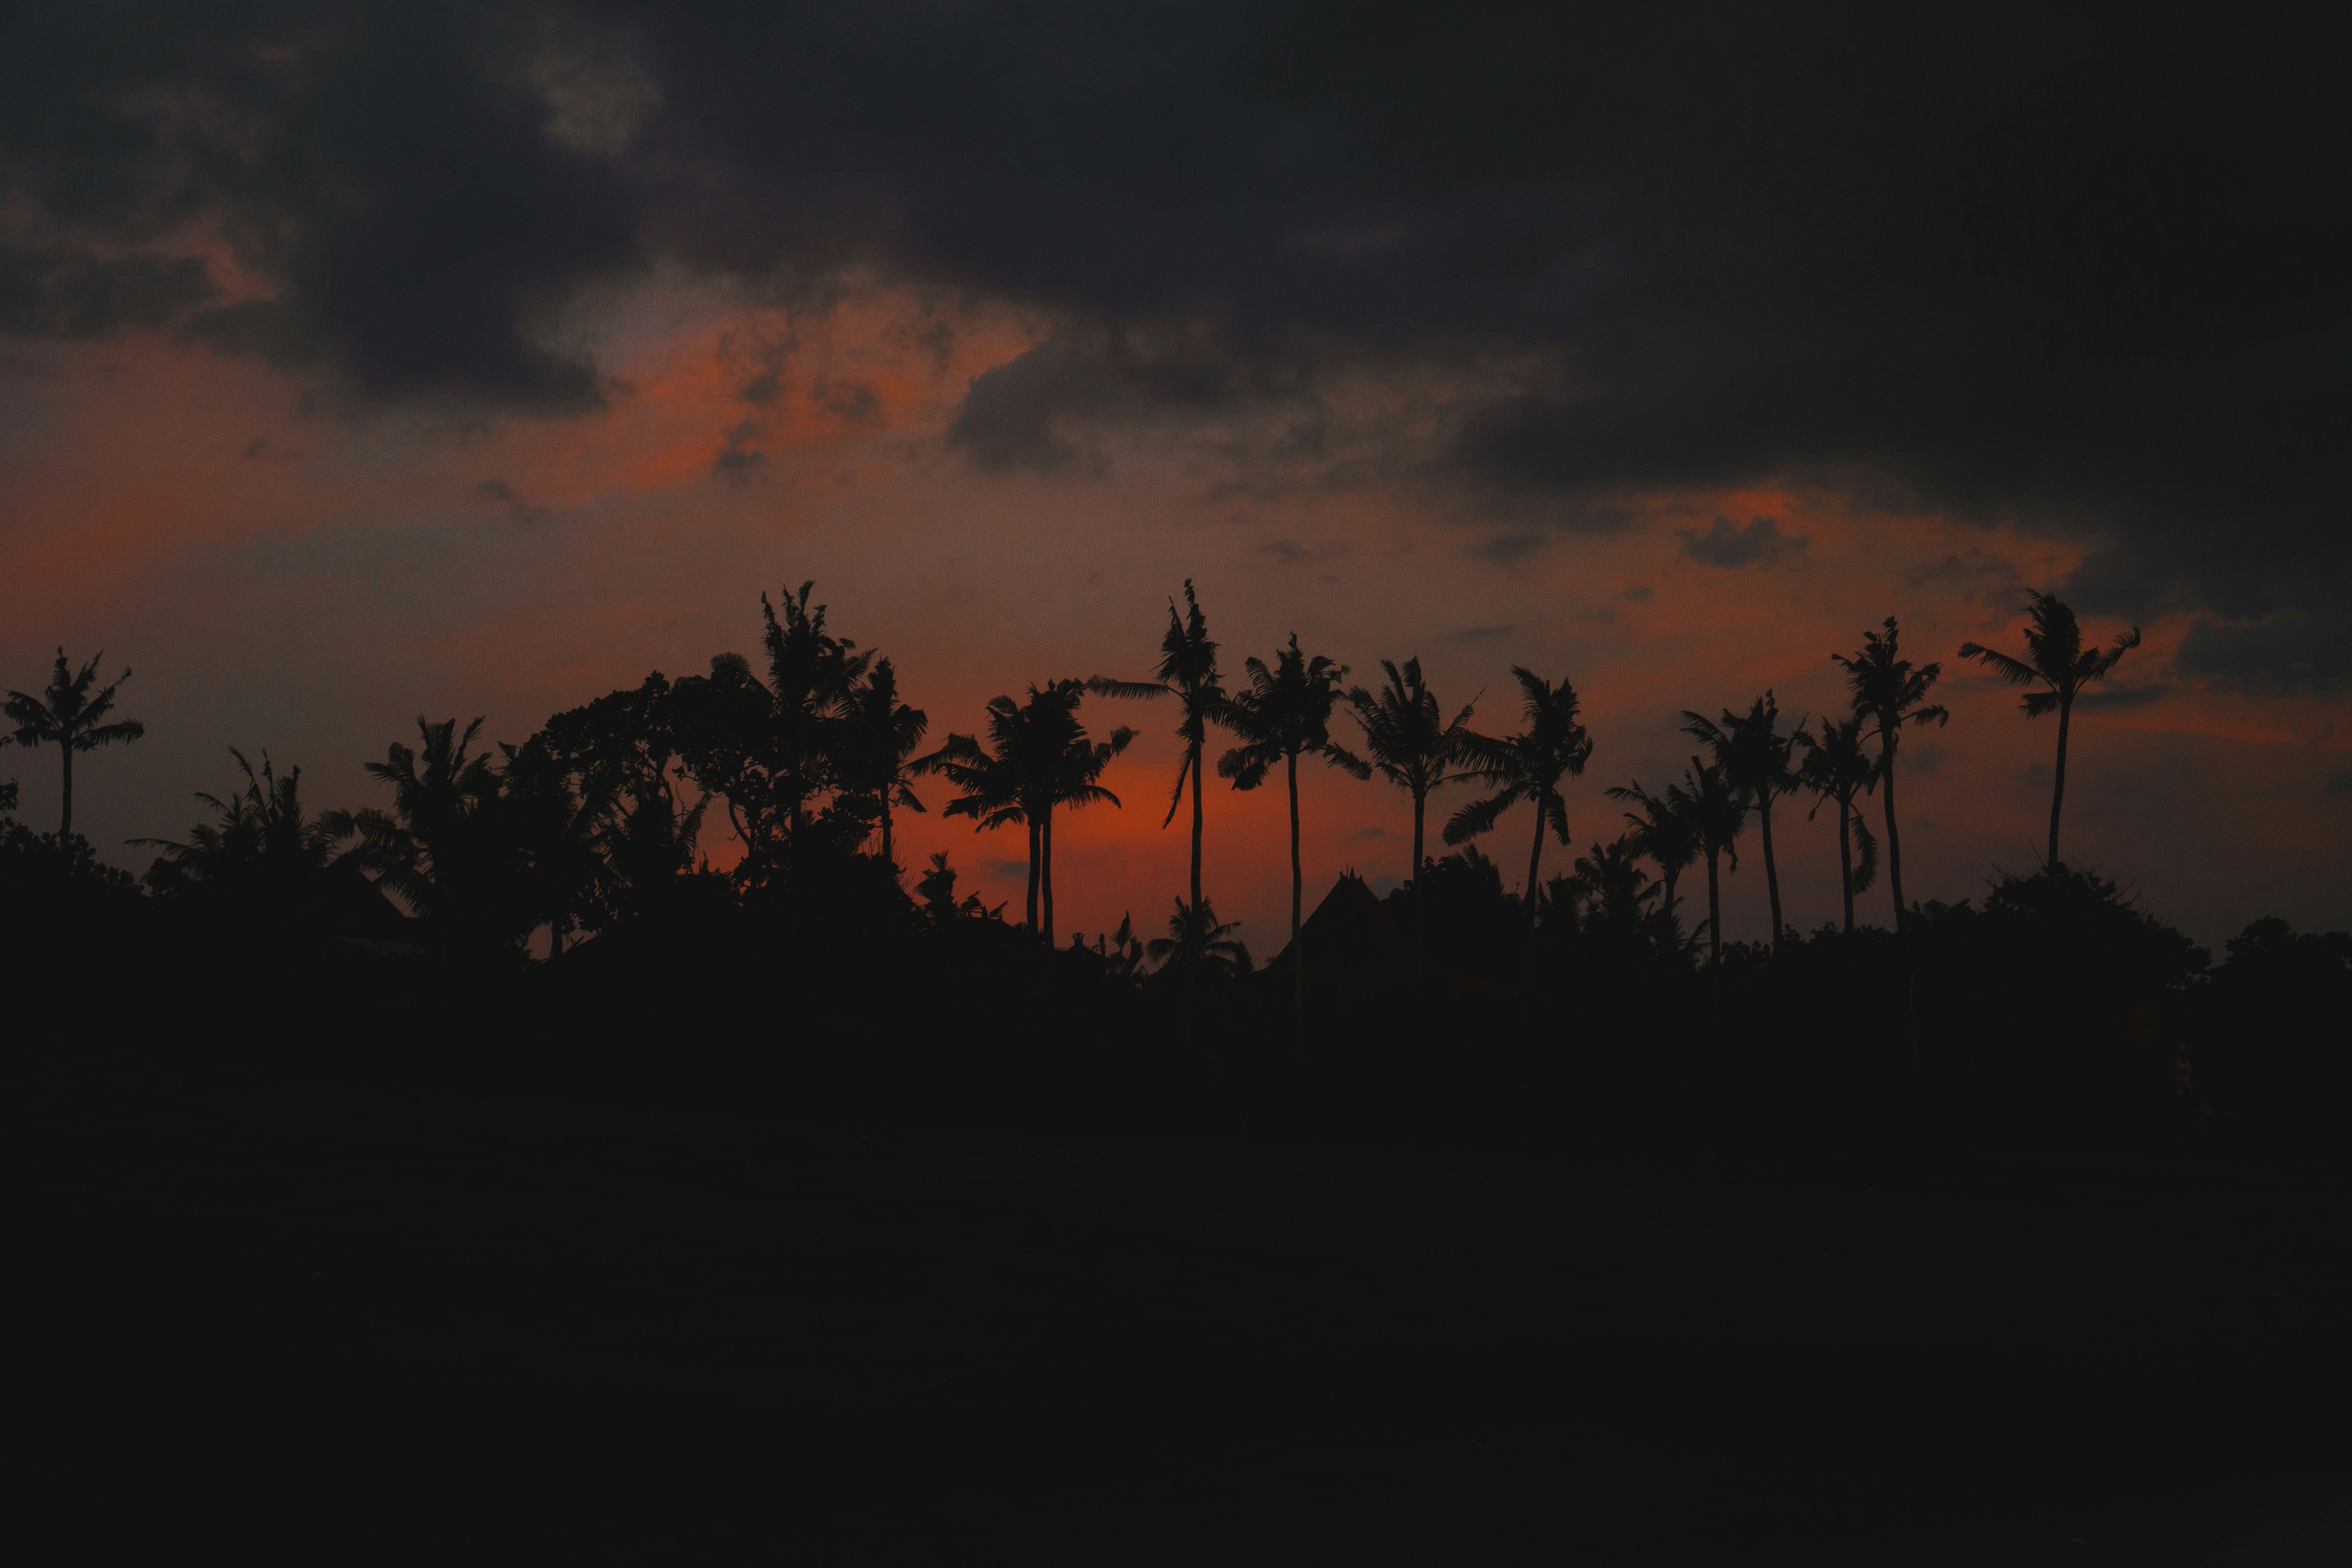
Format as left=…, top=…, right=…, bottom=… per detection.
left=2, top=583, right=2343, bottom=1160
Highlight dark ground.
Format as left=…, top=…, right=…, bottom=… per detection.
left=24, top=1071, right=2350, bottom=1561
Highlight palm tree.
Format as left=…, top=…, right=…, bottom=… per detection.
left=326, top=716, right=512, bottom=947
left=1831, top=618, right=1947, bottom=931
left=134, top=747, right=338, bottom=897
left=1328, top=657, right=1481, bottom=964
left=1568, top=834, right=1659, bottom=936
left=4, top=649, right=145, bottom=837
left=1039, top=685, right=1136, bottom=947
left=1090, top=581, right=1228, bottom=1039
left=1217, top=634, right=1355, bottom=1039
left=1145, top=895, right=1251, bottom=979
left=1681, top=692, right=1811, bottom=949
left=1670, top=757, right=1745, bottom=965
left=1798, top=715, right=1880, bottom=934
left=843, top=657, right=930, bottom=873
left=757, top=580, right=873, bottom=845
left=1604, top=779, right=1701, bottom=938
left=927, top=695, right=1040, bottom=930
left=1957, top=590, right=2141, bottom=871
left=1443, top=667, right=1593, bottom=987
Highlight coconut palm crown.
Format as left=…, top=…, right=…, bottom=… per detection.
left=4, top=648, right=145, bottom=837
left=1956, top=590, right=2141, bottom=871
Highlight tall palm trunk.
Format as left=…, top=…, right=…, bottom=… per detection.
left=880, top=795, right=894, bottom=875
left=1835, top=797, right=1856, bottom=934
left=1704, top=847, right=1722, bottom=965
left=1880, top=743, right=1906, bottom=931
left=1025, top=817, right=1040, bottom=933
left=1042, top=804, right=1056, bottom=946
left=1185, top=741, right=1202, bottom=1044
left=2047, top=699, right=2073, bottom=870
left=1758, top=793, right=1784, bottom=949
left=60, top=742, right=73, bottom=837
left=1286, top=750, right=1303, bottom=1046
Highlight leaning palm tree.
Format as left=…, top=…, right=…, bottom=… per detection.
left=1798, top=715, right=1880, bottom=934
left=1681, top=692, right=1811, bottom=949
left=1669, top=757, right=1745, bottom=965
left=4, top=649, right=145, bottom=837
left=843, top=657, right=930, bottom=874
left=1328, top=657, right=1482, bottom=964
left=1957, top=590, right=2141, bottom=871
left=1217, top=634, right=1357, bottom=1040
left=1831, top=618, right=1947, bottom=931
left=1090, top=581, right=1228, bottom=1040
left=1443, top=667, right=1593, bottom=987
left=1604, top=778, right=1701, bottom=937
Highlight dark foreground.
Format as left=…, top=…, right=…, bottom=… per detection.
left=25, top=1077, right=2349, bottom=1563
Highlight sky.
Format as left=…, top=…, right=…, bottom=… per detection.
left=3, top=2, right=2346, bottom=951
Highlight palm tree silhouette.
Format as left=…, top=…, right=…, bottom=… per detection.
left=1145, top=895, right=1250, bottom=978
left=1832, top=618, right=1947, bottom=932
left=1218, top=634, right=1356, bottom=1040
left=499, top=737, right=622, bottom=957
left=1605, top=779, right=1701, bottom=939
left=1090, top=581, right=1228, bottom=1040
left=843, top=657, right=930, bottom=874
left=758, top=581, right=873, bottom=845
left=4, top=649, right=145, bottom=837
left=134, top=747, right=337, bottom=894
left=928, top=694, right=1041, bottom=930
left=1038, top=683, right=1136, bottom=947
left=1568, top=834, right=1659, bottom=935
left=1798, top=714, right=1880, bottom=934
left=1329, top=657, right=1481, bottom=965
left=1671, top=757, right=1745, bottom=965
left=1956, top=590, right=2141, bottom=871
left=327, top=716, right=508, bottom=943
left=1443, top=668, right=1593, bottom=987
left=1681, top=692, right=1810, bottom=949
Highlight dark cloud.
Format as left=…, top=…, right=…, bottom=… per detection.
left=2075, top=682, right=2175, bottom=712
left=1678, top=515, right=1808, bottom=570
left=1468, top=532, right=1544, bottom=566
left=1618, top=583, right=1653, bottom=602
left=4, top=2, right=2345, bottom=675
left=2176, top=612, right=2352, bottom=695
left=712, top=418, right=766, bottom=485
left=2328, top=770, right=2352, bottom=798
left=473, top=477, right=549, bottom=523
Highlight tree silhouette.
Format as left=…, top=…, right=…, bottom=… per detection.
left=1145, top=894, right=1250, bottom=979
left=1038, top=682, right=1135, bottom=947
left=929, top=680, right=1129, bottom=943
left=1832, top=618, right=1947, bottom=932
left=758, top=581, right=873, bottom=846
left=1670, top=757, right=1745, bottom=965
left=1218, top=634, right=1356, bottom=1041
left=1091, top=581, right=1228, bottom=1042
left=327, top=716, right=517, bottom=952
left=4, top=649, right=144, bottom=837
left=1957, top=590, right=2141, bottom=871
left=1798, top=714, right=1880, bottom=934
left=134, top=748, right=338, bottom=900
left=1444, top=667, right=1593, bottom=987
left=1330, top=657, right=1481, bottom=965
left=498, top=735, right=621, bottom=957
left=534, top=674, right=708, bottom=923
left=1568, top=833, right=1659, bottom=938
left=1681, top=692, right=1810, bottom=949
left=1605, top=779, right=1701, bottom=944
left=842, top=657, right=930, bottom=874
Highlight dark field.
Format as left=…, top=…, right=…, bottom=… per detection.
left=27, top=1077, right=2350, bottom=1561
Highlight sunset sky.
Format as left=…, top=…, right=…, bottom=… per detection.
left=4, top=4, right=2345, bottom=950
